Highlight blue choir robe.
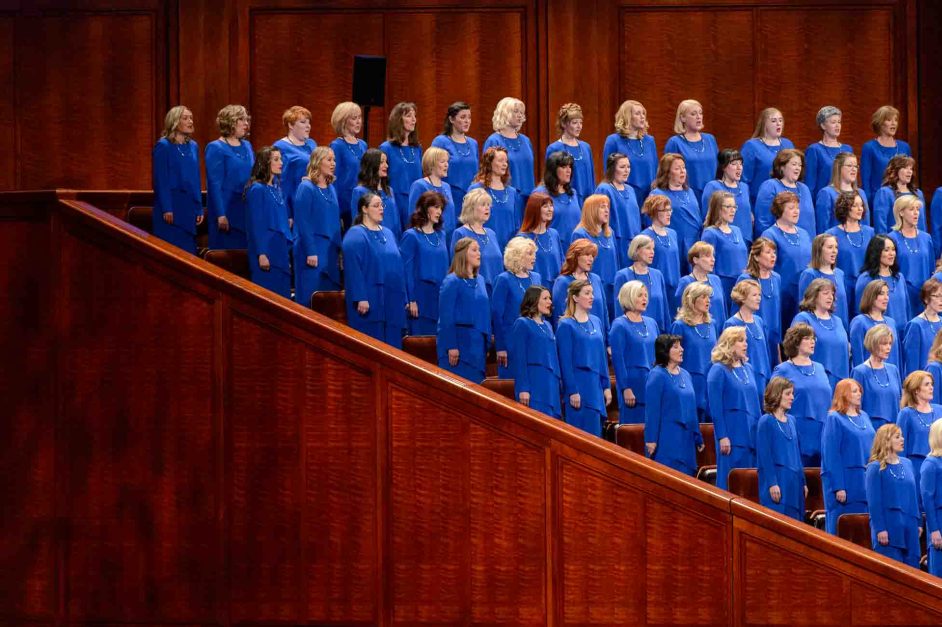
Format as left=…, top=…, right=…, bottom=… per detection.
left=491, top=270, right=543, bottom=378
left=663, top=133, right=719, bottom=201
left=614, top=266, right=670, bottom=333
left=645, top=366, right=702, bottom=475
left=602, top=133, right=658, bottom=205
left=902, top=315, right=942, bottom=377
left=848, top=314, right=900, bottom=368
left=920, top=455, right=942, bottom=577
left=436, top=273, right=490, bottom=382
left=821, top=410, right=875, bottom=534
left=930, top=361, right=942, bottom=405
left=702, top=226, right=748, bottom=303
left=757, top=413, right=806, bottom=521
left=342, top=225, right=408, bottom=348
left=791, top=311, right=849, bottom=388
left=432, top=134, right=479, bottom=214
left=293, top=180, right=342, bottom=305
left=771, top=360, right=832, bottom=466
left=552, top=273, right=609, bottom=337
left=855, top=273, right=910, bottom=339
left=898, top=404, right=942, bottom=505
left=483, top=132, right=536, bottom=201
left=246, top=182, right=292, bottom=299
left=350, top=185, right=400, bottom=240
left=519, top=229, right=563, bottom=289
left=825, top=224, right=874, bottom=308
left=724, top=313, right=772, bottom=406
left=329, top=137, right=368, bottom=222
left=852, top=362, right=902, bottom=431
left=510, top=317, right=561, bottom=418
left=798, top=267, right=849, bottom=326
left=649, top=187, right=702, bottom=274
left=152, top=137, right=202, bottom=254
left=273, top=138, right=316, bottom=219
left=450, top=226, right=502, bottom=296
left=754, top=179, right=816, bottom=237
left=379, top=141, right=423, bottom=226
left=737, top=271, right=783, bottom=364
left=805, top=142, right=853, bottom=200
left=409, top=178, right=456, bottom=240
left=532, top=184, right=582, bottom=251
left=468, top=182, right=520, bottom=249
left=740, top=137, right=795, bottom=205
left=557, top=315, right=609, bottom=437
left=205, top=138, right=253, bottom=249
left=400, top=227, right=450, bottom=335
left=701, top=181, right=753, bottom=247
left=872, top=187, right=927, bottom=237
left=931, top=187, right=942, bottom=256
left=545, top=140, right=596, bottom=201
left=761, top=225, right=812, bottom=332
left=609, top=315, right=658, bottom=424
left=861, top=139, right=911, bottom=202
left=572, top=227, right=618, bottom=319
left=709, top=363, right=761, bottom=490
left=642, top=227, right=681, bottom=309
left=675, top=274, right=727, bottom=338
left=866, top=458, right=921, bottom=567
left=888, top=230, right=934, bottom=316
left=595, top=181, right=642, bottom=268
left=815, top=186, right=870, bottom=233
left=671, top=320, right=717, bottom=422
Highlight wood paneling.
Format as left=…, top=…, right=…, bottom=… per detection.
left=917, top=0, right=942, bottom=193
left=0, top=18, right=15, bottom=191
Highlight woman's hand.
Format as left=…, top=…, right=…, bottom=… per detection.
left=623, top=388, right=636, bottom=407
left=357, top=300, right=369, bottom=315
left=306, top=255, right=318, bottom=268
left=835, top=489, right=846, bottom=504
left=719, top=437, right=731, bottom=455
left=769, top=485, right=781, bottom=503
left=931, top=530, right=942, bottom=550
left=804, top=485, right=809, bottom=498
left=603, top=388, right=612, bottom=406
left=163, top=211, right=174, bottom=225
left=519, top=392, right=530, bottom=406
left=497, top=350, right=508, bottom=367
left=407, top=301, right=418, bottom=318
left=217, top=215, right=230, bottom=232
left=196, top=213, right=205, bottom=226
left=448, top=348, right=460, bottom=366
left=877, top=531, right=889, bottom=546
left=645, top=442, right=656, bottom=456
left=569, top=393, right=581, bottom=410
left=258, top=254, right=270, bottom=271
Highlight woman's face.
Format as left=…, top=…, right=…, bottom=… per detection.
left=523, top=246, right=537, bottom=271
left=782, top=156, right=803, bottom=183
left=919, top=377, right=935, bottom=403
left=467, top=241, right=482, bottom=269
left=512, top=104, right=526, bottom=129
left=451, top=108, right=471, bottom=134
left=492, top=150, right=509, bottom=176
left=636, top=242, right=655, bottom=265
left=891, top=429, right=905, bottom=453
left=233, top=116, right=250, bottom=139
left=597, top=200, right=610, bottom=225
left=758, top=244, right=777, bottom=270
left=402, top=108, right=417, bottom=132
left=474, top=199, right=492, bottom=224
left=668, top=158, right=687, bottom=186
left=880, top=241, right=897, bottom=268
left=694, top=251, right=715, bottom=274
left=822, top=236, right=838, bottom=266
left=345, top=111, right=363, bottom=135
left=366, top=194, right=384, bottom=223
left=574, top=284, right=594, bottom=311
left=635, top=286, right=649, bottom=312
left=427, top=203, right=443, bottom=225
left=540, top=201, right=554, bottom=224
left=379, top=152, right=389, bottom=177
left=289, top=116, right=311, bottom=140
left=874, top=338, right=893, bottom=361
left=927, top=289, right=942, bottom=314
left=881, top=115, right=899, bottom=138
left=875, top=286, right=889, bottom=312
left=849, top=195, right=865, bottom=221
left=177, top=108, right=195, bottom=135
left=577, top=252, right=595, bottom=273
left=732, top=337, right=748, bottom=361
left=849, top=383, right=862, bottom=408
left=799, top=334, right=816, bottom=356
left=318, top=152, right=336, bottom=179
left=682, top=105, right=704, bottom=132
left=270, top=150, right=283, bottom=176
left=630, top=105, right=647, bottom=132
left=781, top=201, right=800, bottom=225
left=720, top=198, right=737, bottom=224
left=556, top=164, right=572, bottom=185
left=780, top=386, right=795, bottom=411
left=821, top=114, right=842, bottom=138
left=668, top=340, right=684, bottom=365
left=745, top=285, right=762, bottom=311
left=655, top=204, right=672, bottom=226
left=537, top=289, right=553, bottom=316
left=563, top=116, right=584, bottom=138
left=693, top=293, right=711, bottom=315
left=898, top=164, right=914, bottom=185
left=900, top=201, right=921, bottom=228
left=614, top=157, right=630, bottom=184
left=723, top=159, right=743, bottom=182
left=815, top=287, right=835, bottom=312
left=840, top=157, right=859, bottom=184
left=764, top=110, right=784, bottom=138
left=435, top=156, right=449, bottom=179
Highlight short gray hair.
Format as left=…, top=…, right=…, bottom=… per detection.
left=816, top=105, right=842, bottom=127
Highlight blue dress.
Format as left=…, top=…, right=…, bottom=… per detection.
left=557, top=315, right=609, bottom=437
left=757, top=413, right=806, bottom=521
left=805, top=142, right=853, bottom=200
left=532, top=184, right=582, bottom=251
left=610, top=315, right=658, bottom=424
left=152, top=137, right=202, bottom=254
left=700, top=181, right=753, bottom=247
left=903, top=315, right=942, bottom=377
left=888, top=230, right=934, bottom=316
left=825, top=224, right=874, bottom=307
left=432, top=134, right=479, bottom=214
left=450, top=226, right=502, bottom=296
left=642, top=227, right=681, bottom=308
left=860, top=139, right=911, bottom=202
left=545, top=140, right=596, bottom=200
left=645, top=366, right=702, bottom=475
left=246, top=182, right=292, bottom=299
left=379, top=141, right=423, bottom=226
left=329, top=137, right=368, bottom=220
left=350, top=185, right=400, bottom=239
left=866, top=457, right=921, bottom=567
left=510, top=317, right=561, bottom=418
left=519, top=229, right=563, bottom=289
left=649, top=187, right=702, bottom=274
left=293, top=180, right=342, bottom=305
left=761, top=225, right=812, bottom=331
left=342, top=224, right=407, bottom=348
left=871, top=187, right=927, bottom=236
left=572, top=227, right=618, bottom=319
left=409, top=178, right=456, bottom=239
left=920, top=455, right=942, bottom=577
left=671, top=320, right=717, bottom=422
left=855, top=273, right=910, bottom=339
left=491, top=271, right=543, bottom=378
left=771, top=360, right=832, bottom=466
left=468, top=182, right=520, bottom=249
left=602, top=133, right=658, bottom=205
left=663, top=133, right=719, bottom=201
left=797, top=267, right=849, bottom=326
left=852, top=362, right=902, bottom=430
left=205, top=138, right=253, bottom=249
left=709, top=363, right=761, bottom=490
left=737, top=271, right=783, bottom=364
left=400, top=227, right=450, bottom=335
left=436, top=273, right=490, bottom=382
left=931, top=187, right=942, bottom=255
left=898, top=404, right=942, bottom=504
left=821, top=410, right=875, bottom=534
left=595, top=181, right=642, bottom=268
left=848, top=314, right=900, bottom=368
left=613, top=266, right=671, bottom=333
left=791, top=311, right=849, bottom=388
left=930, top=361, right=942, bottom=405
left=273, top=138, right=316, bottom=219
left=674, top=274, right=727, bottom=338
left=754, top=179, right=816, bottom=237
left=815, top=186, right=869, bottom=233
left=552, top=273, right=609, bottom=337
left=724, top=313, right=772, bottom=406
left=483, top=132, right=536, bottom=201
left=740, top=137, right=795, bottom=205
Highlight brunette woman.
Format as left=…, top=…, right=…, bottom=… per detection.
left=431, top=101, right=479, bottom=213
left=437, top=237, right=490, bottom=382
left=380, top=102, right=423, bottom=222
left=517, top=192, right=563, bottom=288
left=245, top=146, right=292, bottom=298
left=510, top=285, right=561, bottom=418
left=866, top=423, right=921, bottom=567
left=400, top=191, right=450, bottom=335
left=757, top=376, right=807, bottom=520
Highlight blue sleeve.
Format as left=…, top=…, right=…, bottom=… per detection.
left=707, top=365, right=729, bottom=441
left=294, top=184, right=317, bottom=258
left=740, top=140, right=759, bottom=191
left=438, top=277, right=459, bottom=350
left=797, top=270, right=813, bottom=304
left=923, top=462, right=941, bottom=534
left=821, top=412, right=846, bottom=492
left=756, top=418, right=780, bottom=491
left=860, top=142, right=876, bottom=198
left=491, top=276, right=511, bottom=351
left=246, top=186, right=270, bottom=257
left=872, top=188, right=890, bottom=234
left=557, top=322, right=578, bottom=397
left=754, top=181, right=776, bottom=236
left=551, top=277, right=567, bottom=326
left=152, top=141, right=172, bottom=214
left=903, top=321, right=923, bottom=376
left=866, top=463, right=887, bottom=533
left=609, top=322, right=629, bottom=393
left=931, top=188, right=942, bottom=253
left=341, top=230, right=369, bottom=302
left=898, top=410, right=914, bottom=460
left=815, top=188, right=833, bottom=232
left=511, top=319, right=532, bottom=394
left=205, top=143, right=226, bottom=219
left=804, top=146, right=820, bottom=198
left=406, top=182, right=421, bottom=233
left=400, top=231, right=417, bottom=302
left=349, top=186, right=364, bottom=224
left=644, top=369, right=664, bottom=444
left=602, top=135, right=617, bottom=165
left=664, top=135, right=681, bottom=155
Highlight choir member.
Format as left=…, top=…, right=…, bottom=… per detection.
left=755, top=149, right=815, bottom=236
left=483, top=97, right=535, bottom=206
left=798, top=233, right=849, bottom=325
left=852, top=325, right=902, bottom=431
left=702, top=191, right=749, bottom=303
left=675, top=241, right=727, bottom=337
left=450, top=188, right=502, bottom=296
left=350, top=148, right=399, bottom=235
left=650, top=153, right=701, bottom=274
left=380, top=102, right=423, bottom=223
left=329, top=102, right=367, bottom=221
left=469, top=147, right=519, bottom=248
left=342, top=192, right=407, bottom=348
left=400, top=191, right=450, bottom=335
left=671, top=282, right=717, bottom=422
left=866, top=424, right=921, bottom=568
left=552, top=239, right=608, bottom=333
left=408, top=147, right=455, bottom=238
left=603, top=99, right=658, bottom=205
left=572, top=194, right=617, bottom=319
left=737, top=237, right=783, bottom=364
left=898, top=370, right=942, bottom=496
left=792, top=278, right=849, bottom=389
left=757, top=376, right=807, bottom=520
left=613, top=234, right=671, bottom=333
left=871, top=155, right=927, bottom=237
left=815, top=152, right=869, bottom=232
left=557, top=279, right=612, bottom=437
left=545, top=103, right=595, bottom=200
left=825, top=190, right=874, bottom=306
left=855, top=235, right=910, bottom=338
left=772, top=324, right=832, bottom=465
left=245, top=146, right=292, bottom=299
left=741, top=107, right=795, bottom=205
left=641, top=194, right=681, bottom=308
left=437, top=237, right=490, bottom=382
left=709, top=327, right=761, bottom=490
left=610, top=280, right=659, bottom=424
left=888, top=195, right=934, bottom=316
left=861, top=105, right=912, bottom=203
left=510, top=285, right=561, bottom=418
left=761, top=192, right=812, bottom=330
left=205, top=104, right=252, bottom=249
left=663, top=99, right=718, bottom=202
left=533, top=151, right=581, bottom=250
left=431, top=101, right=478, bottom=214
left=274, top=105, right=317, bottom=219
left=725, top=279, right=772, bottom=404
left=920, top=419, right=942, bottom=577
left=804, top=106, right=853, bottom=199
left=595, top=152, right=641, bottom=268
left=492, top=237, right=541, bottom=378
left=518, top=192, right=563, bottom=288
left=701, top=148, right=753, bottom=247
left=152, top=105, right=202, bottom=254
left=903, top=278, right=942, bottom=376
left=848, top=280, right=900, bottom=368
left=927, top=330, right=942, bottom=405
left=932, top=186, right=942, bottom=252
left=644, top=333, right=704, bottom=475
left=294, top=147, right=341, bottom=306
left=821, top=378, right=875, bottom=534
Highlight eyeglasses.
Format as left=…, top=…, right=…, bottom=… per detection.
left=658, top=208, right=673, bottom=214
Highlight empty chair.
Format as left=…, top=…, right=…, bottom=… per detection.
left=203, top=249, right=250, bottom=280
left=837, top=513, right=872, bottom=549
left=402, top=335, right=437, bottom=365
left=311, top=290, right=347, bottom=324
left=127, top=206, right=154, bottom=233
left=804, top=468, right=826, bottom=528
left=727, top=468, right=760, bottom=504
left=611, top=423, right=645, bottom=456
left=481, top=377, right=515, bottom=401
left=697, top=423, right=718, bottom=484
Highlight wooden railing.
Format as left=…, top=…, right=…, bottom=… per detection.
left=2, top=190, right=942, bottom=625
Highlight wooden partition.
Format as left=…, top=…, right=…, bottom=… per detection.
left=3, top=190, right=942, bottom=625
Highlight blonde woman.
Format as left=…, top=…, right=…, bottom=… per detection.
left=450, top=188, right=502, bottom=295
left=725, top=279, right=771, bottom=401
left=572, top=194, right=617, bottom=318
left=701, top=190, right=748, bottom=302
left=897, top=370, right=942, bottom=495
left=152, top=105, right=202, bottom=253
left=887, top=194, right=934, bottom=315
left=603, top=99, right=658, bottom=204
left=437, top=237, right=490, bottom=383
left=491, top=237, right=541, bottom=377
left=740, top=107, right=795, bottom=205
left=663, top=99, right=719, bottom=201
left=797, top=233, right=849, bottom=325
left=609, top=280, right=659, bottom=424
left=671, top=281, right=717, bottom=421
left=674, top=241, right=727, bottom=337
left=861, top=105, right=912, bottom=201
left=814, top=151, right=869, bottom=232
left=328, top=101, right=367, bottom=214
left=757, top=376, right=807, bottom=520
left=866, top=423, right=920, bottom=567
left=205, top=104, right=253, bottom=249
left=737, top=237, right=783, bottom=363
left=919, top=418, right=942, bottom=576
left=545, top=103, right=595, bottom=199
left=294, top=146, right=341, bottom=304
left=851, top=325, right=901, bottom=430
left=408, top=146, right=455, bottom=237
left=380, top=102, right=423, bottom=222
left=483, top=97, right=535, bottom=200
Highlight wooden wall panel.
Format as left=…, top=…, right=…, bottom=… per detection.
left=917, top=0, right=942, bottom=193
left=0, top=18, right=15, bottom=191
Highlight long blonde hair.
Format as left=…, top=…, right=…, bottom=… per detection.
left=711, top=326, right=746, bottom=366
left=930, top=419, right=942, bottom=457
left=562, top=279, right=592, bottom=319
left=161, top=105, right=191, bottom=140
left=869, top=423, right=902, bottom=470
left=305, top=146, right=336, bottom=184
left=676, top=282, right=713, bottom=326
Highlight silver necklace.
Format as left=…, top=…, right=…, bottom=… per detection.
left=420, top=228, right=441, bottom=247
left=668, top=368, right=687, bottom=388
left=450, top=136, right=472, bottom=157
left=731, top=365, right=749, bottom=385
left=867, top=363, right=890, bottom=388
left=887, top=462, right=906, bottom=481
left=814, top=312, right=835, bottom=331
left=681, top=134, right=705, bottom=154
left=398, top=144, right=417, bottom=164
left=365, top=225, right=387, bottom=245
left=793, top=361, right=816, bottom=376
left=775, top=417, right=794, bottom=440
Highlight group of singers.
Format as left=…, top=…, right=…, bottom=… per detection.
left=153, top=97, right=942, bottom=573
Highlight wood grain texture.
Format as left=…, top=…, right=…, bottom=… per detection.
left=0, top=18, right=15, bottom=191
left=917, top=0, right=942, bottom=194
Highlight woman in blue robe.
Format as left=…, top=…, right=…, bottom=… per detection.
left=757, top=377, right=807, bottom=520
left=431, top=101, right=479, bottom=214
left=798, top=233, right=848, bottom=325
left=650, top=153, right=702, bottom=275
left=328, top=102, right=368, bottom=221
left=450, top=188, right=502, bottom=296
left=741, top=108, right=795, bottom=206
left=814, top=152, right=869, bottom=232
left=533, top=151, right=582, bottom=251
left=205, top=104, right=253, bottom=249
left=483, top=97, right=535, bottom=209
left=492, top=237, right=541, bottom=378
left=409, top=147, right=456, bottom=239
left=245, top=147, right=293, bottom=299
left=920, top=419, right=942, bottom=577
left=645, top=333, right=704, bottom=475
left=517, top=192, right=563, bottom=287
left=671, top=281, right=717, bottom=422
left=761, top=191, right=813, bottom=332
left=887, top=195, right=934, bottom=316
left=468, top=147, right=519, bottom=248
left=437, top=237, right=490, bottom=382
left=610, top=280, right=658, bottom=424
left=380, top=102, right=423, bottom=224
left=772, top=324, right=832, bottom=465
left=350, top=148, right=400, bottom=237
left=551, top=239, right=608, bottom=335
left=804, top=106, right=853, bottom=200
left=701, top=149, right=753, bottom=250
left=855, top=235, right=911, bottom=339
left=897, top=370, right=942, bottom=500
left=860, top=106, right=912, bottom=202
left=701, top=190, right=750, bottom=305
left=663, top=99, right=718, bottom=202
left=152, top=105, right=202, bottom=254
left=400, top=191, right=450, bottom=335
left=709, top=327, right=761, bottom=490
left=603, top=99, right=658, bottom=206
left=871, top=155, right=927, bottom=238
left=294, top=147, right=342, bottom=306
left=852, top=325, right=902, bottom=431
left=866, top=423, right=921, bottom=567
left=545, top=103, right=595, bottom=200
left=903, top=278, right=942, bottom=376
left=572, top=194, right=618, bottom=320
left=737, top=238, right=783, bottom=365
left=674, top=241, right=727, bottom=338
left=613, top=234, right=671, bottom=333
left=725, top=279, right=772, bottom=406
left=825, top=191, right=873, bottom=307
left=792, top=278, right=849, bottom=389
left=557, top=279, right=611, bottom=437
left=510, top=286, right=561, bottom=418
left=595, top=152, right=641, bottom=268
left=273, top=105, right=317, bottom=220
left=754, top=149, right=816, bottom=236
left=640, top=194, right=682, bottom=310
left=848, top=280, right=900, bottom=368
